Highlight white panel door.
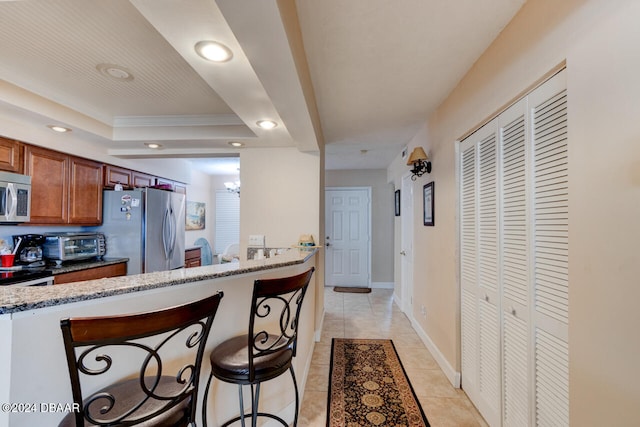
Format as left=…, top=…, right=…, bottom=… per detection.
left=400, top=174, right=414, bottom=313
left=325, top=188, right=370, bottom=287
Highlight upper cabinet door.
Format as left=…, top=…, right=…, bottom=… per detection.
left=0, top=137, right=23, bottom=173
left=132, top=171, right=154, bottom=188
left=24, top=145, right=69, bottom=224
left=104, top=164, right=132, bottom=188
left=69, top=156, right=103, bottom=224
left=24, top=147, right=103, bottom=225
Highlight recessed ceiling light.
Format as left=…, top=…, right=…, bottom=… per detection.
left=47, top=125, right=71, bottom=133
left=195, top=41, right=233, bottom=62
left=144, top=142, right=162, bottom=149
left=228, top=141, right=244, bottom=147
left=256, top=120, right=278, bottom=130
left=96, top=63, right=134, bottom=81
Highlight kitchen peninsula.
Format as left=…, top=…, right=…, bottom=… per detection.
left=0, top=248, right=319, bottom=427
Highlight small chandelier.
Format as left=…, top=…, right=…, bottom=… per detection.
left=224, top=181, right=240, bottom=196
left=407, top=147, right=431, bottom=180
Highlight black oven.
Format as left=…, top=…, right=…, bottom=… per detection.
left=0, top=270, right=53, bottom=287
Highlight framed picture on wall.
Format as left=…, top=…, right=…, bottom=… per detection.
left=423, top=182, right=434, bottom=226
left=395, top=189, right=401, bottom=216
left=186, top=201, right=206, bottom=230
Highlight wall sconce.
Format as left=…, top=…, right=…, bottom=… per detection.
left=225, top=181, right=240, bottom=196
left=407, top=147, right=431, bottom=180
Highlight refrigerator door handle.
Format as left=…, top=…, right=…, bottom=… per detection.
left=162, top=208, right=170, bottom=259
left=168, top=206, right=175, bottom=258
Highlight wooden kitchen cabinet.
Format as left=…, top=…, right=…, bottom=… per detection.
left=0, top=137, right=23, bottom=173
left=105, top=166, right=165, bottom=189
left=173, top=182, right=187, bottom=194
left=68, top=156, right=103, bottom=224
left=24, top=145, right=68, bottom=224
left=156, top=178, right=187, bottom=195
left=103, top=164, right=132, bottom=188
left=132, top=171, right=154, bottom=188
left=25, top=146, right=103, bottom=225
left=185, top=247, right=201, bottom=268
left=54, top=262, right=127, bottom=285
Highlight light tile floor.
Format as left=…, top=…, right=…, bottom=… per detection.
left=299, top=288, right=488, bottom=427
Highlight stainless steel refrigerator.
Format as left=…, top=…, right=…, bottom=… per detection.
left=99, top=188, right=185, bottom=275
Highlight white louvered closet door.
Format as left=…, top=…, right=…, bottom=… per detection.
left=460, top=137, right=478, bottom=400
left=458, top=69, right=568, bottom=427
left=529, top=73, right=569, bottom=427
left=460, top=120, right=502, bottom=427
left=499, top=98, right=531, bottom=427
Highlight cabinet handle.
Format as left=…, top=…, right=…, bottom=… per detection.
left=484, top=294, right=489, bottom=302
left=510, top=307, right=517, bottom=316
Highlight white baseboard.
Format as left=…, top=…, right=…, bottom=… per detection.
left=393, top=291, right=402, bottom=308
left=315, top=309, right=325, bottom=342
left=409, top=316, right=461, bottom=388
left=371, top=281, right=394, bottom=289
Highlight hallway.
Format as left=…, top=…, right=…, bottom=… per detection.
left=300, top=288, right=488, bottom=426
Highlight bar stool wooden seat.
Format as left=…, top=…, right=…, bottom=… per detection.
left=202, top=268, right=314, bottom=427
left=58, top=291, right=224, bottom=427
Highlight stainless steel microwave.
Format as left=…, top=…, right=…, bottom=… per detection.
left=0, top=171, right=31, bottom=223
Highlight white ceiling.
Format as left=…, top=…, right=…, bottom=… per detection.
left=0, top=0, right=526, bottom=173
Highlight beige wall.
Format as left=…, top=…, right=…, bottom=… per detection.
left=184, top=169, right=214, bottom=249
left=184, top=170, right=241, bottom=252
left=240, top=147, right=321, bottom=254
left=387, top=0, right=640, bottom=424
left=325, top=169, right=395, bottom=284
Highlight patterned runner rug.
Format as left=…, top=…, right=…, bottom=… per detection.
left=327, top=338, right=430, bottom=426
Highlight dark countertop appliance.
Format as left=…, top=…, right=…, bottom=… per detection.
left=2, top=234, right=52, bottom=286
left=12, top=234, right=45, bottom=267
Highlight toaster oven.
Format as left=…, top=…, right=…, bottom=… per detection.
left=43, top=232, right=106, bottom=265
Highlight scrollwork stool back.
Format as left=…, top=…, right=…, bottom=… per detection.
left=59, top=291, right=224, bottom=427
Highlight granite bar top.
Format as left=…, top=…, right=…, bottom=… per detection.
left=47, top=257, right=129, bottom=275
left=0, top=248, right=317, bottom=314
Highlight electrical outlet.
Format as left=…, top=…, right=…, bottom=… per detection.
left=248, top=235, right=265, bottom=246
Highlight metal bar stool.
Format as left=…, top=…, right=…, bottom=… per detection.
left=202, top=268, right=315, bottom=427
left=58, top=291, right=224, bottom=427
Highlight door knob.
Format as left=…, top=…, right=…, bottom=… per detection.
left=326, top=243, right=331, bottom=247
left=400, top=250, right=406, bottom=256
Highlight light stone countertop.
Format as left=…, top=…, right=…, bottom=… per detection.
left=0, top=248, right=317, bottom=314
